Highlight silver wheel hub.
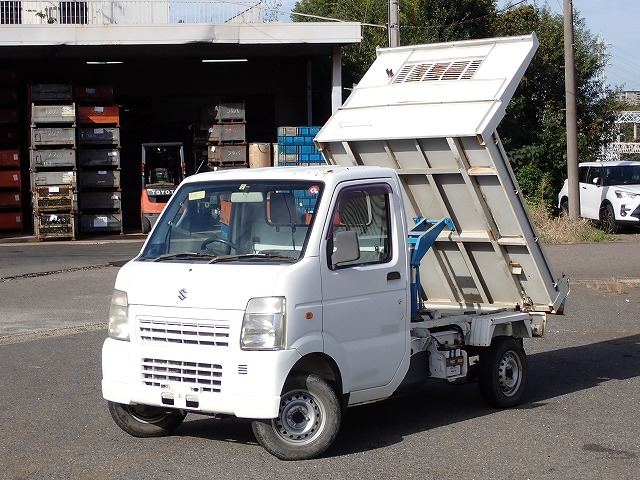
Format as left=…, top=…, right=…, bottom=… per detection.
left=498, top=351, right=522, bottom=396
left=274, top=391, right=323, bottom=444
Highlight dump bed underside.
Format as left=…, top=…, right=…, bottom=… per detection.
left=317, top=35, right=566, bottom=314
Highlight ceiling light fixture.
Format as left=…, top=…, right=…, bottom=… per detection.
left=201, top=59, right=248, bottom=63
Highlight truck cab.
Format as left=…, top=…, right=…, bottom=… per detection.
left=103, top=166, right=416, bottom=456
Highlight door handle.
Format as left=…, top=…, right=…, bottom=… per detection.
left=387, top=271, right=401, bottom=281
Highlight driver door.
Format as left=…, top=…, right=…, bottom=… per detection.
left=320, top=181, right=409, bottom=394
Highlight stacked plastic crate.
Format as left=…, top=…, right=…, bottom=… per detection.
left=75, top=85, right=122, bottom=235
left=206, top=101, right=247, bottom=169
left=29, top=84, right=78, bottom=241
left=0, top=70, right=23, bottom=232
left=276, top=126, right=324, bottom=166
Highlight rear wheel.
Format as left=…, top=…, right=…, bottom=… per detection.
left=600, top=203, right=618, bottom=234
left=107, top=401, right=186, bottom=437
left=478, top=337, right=527, bottom=408
left=252, top=373, right=341, bottom=460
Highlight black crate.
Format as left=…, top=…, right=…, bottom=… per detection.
left=80, top=212, right=122, bottom=233
left=78, top=170, right=120, bottom=189
left=79, top=191, right=121, bottom=210
left=78, top=127, right=120, bottom=146
left=77, top=149, right=120, bottom=167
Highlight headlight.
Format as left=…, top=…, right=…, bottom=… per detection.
left=614, top=190, right=639, bottom=199
left=241, top=297, right=286, bottom=350
left=108, top=289, right=130, bottom=341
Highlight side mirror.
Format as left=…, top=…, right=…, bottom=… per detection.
left=331, top=230, right=360, bottom=267
left=592, top=177, right=600, bottom=185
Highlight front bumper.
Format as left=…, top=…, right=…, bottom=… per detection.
left=101, top=338, right=301, bottom=419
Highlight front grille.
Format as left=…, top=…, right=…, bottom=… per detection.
left=142, top=358, right=222, bottom=393
left=138, top=318, right=230, bottom=347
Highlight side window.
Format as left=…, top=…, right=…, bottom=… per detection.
left=328, top=184, right=392, bottom=268
left=585, top=167, right=601, bottom=185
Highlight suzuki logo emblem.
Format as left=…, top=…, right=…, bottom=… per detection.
left=178, top=288, right=188, bottom=301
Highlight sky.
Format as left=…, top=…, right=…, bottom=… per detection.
left=276, top=0, right=640, bottom=91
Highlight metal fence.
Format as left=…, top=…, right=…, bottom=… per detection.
left=0, top=0, right=282, bottom=25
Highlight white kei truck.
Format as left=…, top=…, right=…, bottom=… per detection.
left=102, top=34, right=569, bottom=460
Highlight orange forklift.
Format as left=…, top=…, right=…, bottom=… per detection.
left=140, top=142, right=185, bottom=233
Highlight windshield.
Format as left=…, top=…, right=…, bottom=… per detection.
left=140, top=179, right=323, bottom=262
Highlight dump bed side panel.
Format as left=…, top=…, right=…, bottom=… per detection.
left=317, top=34, right=565, bottom=314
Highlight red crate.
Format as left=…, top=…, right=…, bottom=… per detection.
left=77, top=105, right=119, bottom=125
left=0, top=149, right=19, bottom=167
left=0, top=211, right=23, bottom=231
left=0, top=170, right=20, bottom=188
left=0, top=191, right=21, bottom=208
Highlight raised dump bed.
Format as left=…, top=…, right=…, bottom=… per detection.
left=316, top=34, right=567, bottom=316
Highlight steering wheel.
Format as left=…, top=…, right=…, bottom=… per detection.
left=200, top=234, right=239, bottom=255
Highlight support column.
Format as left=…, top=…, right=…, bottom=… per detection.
left=331, top=46, right=342, bottom=113
left=564, top=0, right=580, bottom=220
left=306, top=59, right=312, bottom=125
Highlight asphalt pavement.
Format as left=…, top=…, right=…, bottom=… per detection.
left=0, top=233, right=639, bottom=478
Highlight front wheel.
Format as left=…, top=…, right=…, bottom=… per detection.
left=478, top=337, right=527, bottom=408
left=252, top=373, right=341, bottom=460
left=107, top=401, right=186, bottom=437
left=600, top=203, right=618, bottom=234
left=559, top=198, right=569, bottom=216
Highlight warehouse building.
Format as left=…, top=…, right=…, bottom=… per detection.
left=0, top=1, right=361, bottom=237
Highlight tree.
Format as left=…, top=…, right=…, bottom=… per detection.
left=401, top=0, right=495, bottom=45
left=493, top=5, right=618, bottom=206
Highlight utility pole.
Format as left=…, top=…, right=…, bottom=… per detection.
left=564, top=0, right=580, bottom=219
left=388, top=0, right=400, bottom=47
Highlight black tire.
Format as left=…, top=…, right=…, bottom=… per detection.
left=478, top=337, right=527, bottom=408
left=141, top=216, right=151, bottom=234
left=559, top=198, right=569, bottom=216
left=600, top=203, right=618, bottom=234
left=252, top=373, right=341, bottom=460
left=107, top=401, right=186, bottom=437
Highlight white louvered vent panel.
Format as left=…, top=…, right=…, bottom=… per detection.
left=392, top=59, right=482, bottom=83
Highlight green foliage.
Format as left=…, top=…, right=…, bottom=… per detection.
left=401, top=0, right=495, bottom=45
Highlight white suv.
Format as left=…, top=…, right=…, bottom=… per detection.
left=558, top=161, right=640, bottom=233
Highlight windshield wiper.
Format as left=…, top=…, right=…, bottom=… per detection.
left=153, top=252, right=219, bottom=262
left=209, top=253, right=295, bottom=263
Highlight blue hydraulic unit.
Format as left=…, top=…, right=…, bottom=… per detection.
left=408, top=217, right=455, bottom=319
